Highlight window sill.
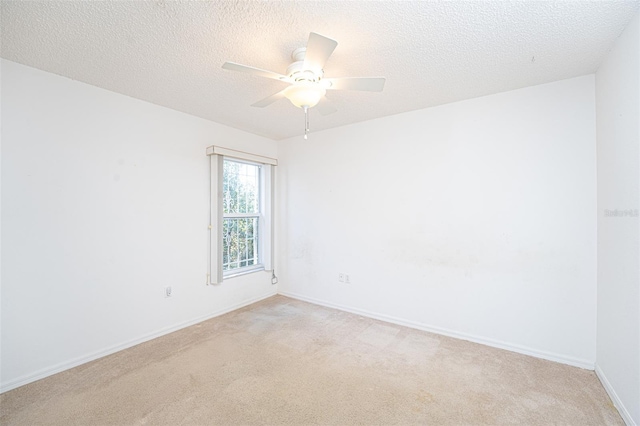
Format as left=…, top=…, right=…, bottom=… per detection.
left=223, top=265, right=265, bottom=280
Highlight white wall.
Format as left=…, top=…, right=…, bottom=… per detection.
left=0, top=60, right=278, bottom=391
left=277, top=75, right=597, bottom=368
left=595, top=11, right=640, bottom=426
left=0, top=46, right=3, bottom=387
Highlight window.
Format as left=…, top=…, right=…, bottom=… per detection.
left=223, top=159, right=261, bottom=274
left=207, top=146, right=276, bottom=284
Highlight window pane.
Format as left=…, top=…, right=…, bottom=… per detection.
left=223, top=160, right=260, bottom=214
left=222, top=217, right=259, bottom=271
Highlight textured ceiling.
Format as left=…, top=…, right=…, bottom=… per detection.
left=1, top=1, right=638, bottom=140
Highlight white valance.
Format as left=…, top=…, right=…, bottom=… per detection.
left=206, top=146, right=277, bottom=166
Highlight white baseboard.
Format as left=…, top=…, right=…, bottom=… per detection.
left=0, top=290, right=277, bottom=394
left=279, top=291, right=595, bottom=370
left=595, top=365, right=636, bottom=426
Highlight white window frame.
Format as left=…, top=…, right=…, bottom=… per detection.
left=206, top=146, right=276, bottom=284
left=222, top=158, right=262, bottom=277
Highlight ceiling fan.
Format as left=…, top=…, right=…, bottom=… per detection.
left=222, top=32, right=386, bottom=139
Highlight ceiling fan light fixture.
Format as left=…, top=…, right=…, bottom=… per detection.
left=283, top=83, right=326, bottom=108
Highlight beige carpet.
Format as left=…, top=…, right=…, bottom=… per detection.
left=1, top=295, right=622, bottom=425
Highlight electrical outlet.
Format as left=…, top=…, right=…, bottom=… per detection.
left=165, top=286, right=172, bottom=298
left=338, top=273, right=345, bottom=282
left=344, top=274, right=350, bottom=284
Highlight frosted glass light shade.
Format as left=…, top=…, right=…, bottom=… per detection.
left=283, top=84, right=326, bottom=108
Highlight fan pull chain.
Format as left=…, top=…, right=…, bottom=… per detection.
left=304, top=106, right=309, bottom=140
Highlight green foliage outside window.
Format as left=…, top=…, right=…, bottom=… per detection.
left=223, top=160, right=260, bottom=271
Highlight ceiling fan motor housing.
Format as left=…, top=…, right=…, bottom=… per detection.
left=286, top=47, right=323, bottom=83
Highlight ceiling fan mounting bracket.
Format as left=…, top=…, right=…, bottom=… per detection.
left=291, top=47, right=307, bottom=62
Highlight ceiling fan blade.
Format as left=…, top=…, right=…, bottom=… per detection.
left=222, top=62, right=290, bottom=82
left=316, top=97, right=337, bottom=116
left=251, top=89, right=287, bottom=108
left=303, top=32, right=338, bottom=71
left=325, top=77, right=386, bottom=92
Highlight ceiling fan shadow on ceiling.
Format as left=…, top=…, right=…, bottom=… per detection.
left=222, top=32, right=386, bottom=139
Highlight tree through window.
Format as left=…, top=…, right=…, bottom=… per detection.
left=222, top=159, right=261, bottom=272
